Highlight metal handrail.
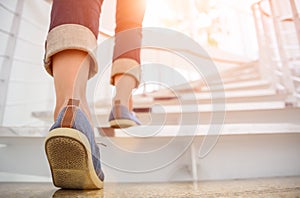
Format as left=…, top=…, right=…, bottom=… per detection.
left=257, top=0, right=272, bottom=18
left=252, top=0, right=300, bottom=106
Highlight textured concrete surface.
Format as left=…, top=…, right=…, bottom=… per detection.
left=0, top=176, right=300, bottom=198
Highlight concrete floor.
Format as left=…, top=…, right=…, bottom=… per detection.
left=0, top=177, right=300, bottom=198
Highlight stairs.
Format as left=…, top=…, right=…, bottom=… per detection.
left=92, top=61, right=300, bottom=182
left=0, top=0, right=299, bottom=185
left=0, top=71, right=300, bottom=182
left=1, top=123, right=300, bottom=183
left=2, top=59, right=299, bottom=183
left=3, top=5, right=300, bottom=179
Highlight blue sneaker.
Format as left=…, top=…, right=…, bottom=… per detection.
left=45, top=99, right=104, bottom=189
left=109, top=100, right=141, bottom=128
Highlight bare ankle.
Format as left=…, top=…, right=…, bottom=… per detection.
left=113, top=74, right=135, bottom=111
left=113, top=96, right=133, bottom=111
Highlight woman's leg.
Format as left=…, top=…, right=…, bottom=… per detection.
left=52, top=50, right=91, bottom=121
left=111, top=0, right=146, bottom=110
left=43, top=0, right=105, bottom=189
left=44, top=0, right=103, bottom=121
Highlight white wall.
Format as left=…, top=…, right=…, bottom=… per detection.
left=0, top=0, right=53, bottom=127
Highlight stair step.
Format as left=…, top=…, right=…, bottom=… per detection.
left=98, top=123, right=300, bottom=137
left=164, top=89, right=286, bottom=106
left=96, top=103, right=300, bottom=125
left=151, top=102, right=285, bottom=113
left=132, top=89, right=286, bottom=106
left=210, top=74, right=260, bottom=85
left=1, top=123, right=300, bottom=183
left=1, top=177, right=300, bottom=197
left=185, top=89, right=277, bottom=99
left=95, top=102, right=287, bottom=117
left=33, top=102, right=298, bottom=125
left=181, top=89, right=285, bottom=104
left=201, top=80, right=270, bottom=92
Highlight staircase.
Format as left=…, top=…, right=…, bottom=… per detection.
left=87, top=0, right=300, bottom=181
left=3, top=47, right=300, bottom=183
left=93, top=58, right=300, bottom=182
left=1, top=0, right=300, bottom=184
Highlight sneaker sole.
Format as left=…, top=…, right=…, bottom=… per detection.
left=109, top=119, right=137, bottom=128
left=45, top=128, right=103, bottom=189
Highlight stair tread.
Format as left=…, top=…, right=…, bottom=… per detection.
left=93, top=102, right=288, bottom=114
left=133, top=89, right=278, bottom=102
left=201, top=80, right=270, bottom=91
left=98, top=123, right=300, bottom=137
left=32, top=101, right=297, bottom=125
left=181, top=89, right=277, bottom=100
left=1, top=123, right=300, bottom=138
left=151, top=101, right=286, bottom=113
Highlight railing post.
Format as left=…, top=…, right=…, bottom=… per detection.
left=289, top=0, right=300, bottom=47
left=252, top=5, right=268, bottom=81
left=253, top=2, right=279, bottom=90
left=268, top=0, right=295, bottom=101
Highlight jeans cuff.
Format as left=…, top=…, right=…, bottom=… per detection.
left=110, top=58, right=141, bottom=88
left=44, top=24, right=98, bottom=79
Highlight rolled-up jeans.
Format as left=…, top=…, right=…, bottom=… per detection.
left=43, top=0, right=146, bottom=87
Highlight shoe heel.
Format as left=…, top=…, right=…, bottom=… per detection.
left=45, top=128, right=103, bottom=189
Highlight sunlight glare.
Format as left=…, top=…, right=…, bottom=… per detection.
left=144, top=0, right=175, bottom=27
